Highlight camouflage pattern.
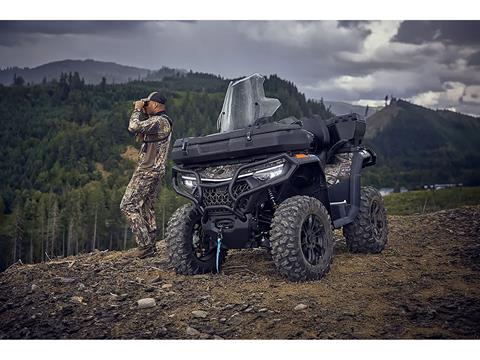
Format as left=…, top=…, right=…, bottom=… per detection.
left=324, top=152, right=353, bottom=186
left=120, top=109, right=172, bottom=247
left=197, top=163, right=242, bottom=179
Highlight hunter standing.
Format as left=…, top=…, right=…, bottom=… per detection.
left=120, top=91, right=173, bottom=258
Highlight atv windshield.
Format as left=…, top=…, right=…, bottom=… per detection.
left=217, top=73, right=281, bottom=132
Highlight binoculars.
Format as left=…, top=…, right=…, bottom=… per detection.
left=132, top=100, right=149, bottom=107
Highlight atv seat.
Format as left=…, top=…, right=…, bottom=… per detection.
left=279, top=113, right=366, bottom=165
left=278, top=115, right=330, bottom=164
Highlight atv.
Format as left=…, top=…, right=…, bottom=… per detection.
left=165, top=73, right=388, bottom=282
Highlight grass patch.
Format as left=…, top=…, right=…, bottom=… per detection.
left=383, top=186, right=480, bottom=215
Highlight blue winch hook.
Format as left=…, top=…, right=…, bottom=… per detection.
left=216, top=229, right=223, bottom=273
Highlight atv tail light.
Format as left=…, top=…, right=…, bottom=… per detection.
left=294, top=153, right=308, bottom=159
left=252, top=163, right=284, bottom=181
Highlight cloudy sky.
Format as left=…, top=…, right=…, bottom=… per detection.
left=1, top=20, right=480, bottom=115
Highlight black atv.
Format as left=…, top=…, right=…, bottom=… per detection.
left=165, top=73, right=388, bottom=282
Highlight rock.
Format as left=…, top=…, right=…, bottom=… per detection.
left=186, top=326, right=201, bottom=336
left=219, top=317, right=227, bottom=323
left=71, top=296, right=84, bottom=304
left=30, top=284, right=39, bottom=292
left=192, top=310, right=208, bottom=318
left=149, top=275, right=162, bottom=283
left=161, top=283, right=173, bottom=289
left=294, top=303, right=308, bottom=311
left=244, top=306, right=254, bottom=313
left=57, top=277, right=75, bottom=284
left=157, top=327, right=168, bottom=336
left=137, top=298, right=156, bottom=309
left=61, top=305, right=73, bottom=316
left=213, top=335, right=224, bottom=340
left=258, top=308, right=268, bottom=313
left=193, top=274, right=210, bottom=280
left=77, top=283, right=86, bottom=291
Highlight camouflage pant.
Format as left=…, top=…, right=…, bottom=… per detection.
left=120, top=169, right=162, bottom=248
left=324, top=153, right=353, bottom=186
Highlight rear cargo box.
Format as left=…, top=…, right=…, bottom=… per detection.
left=172, top=123, right=314, bottom=165
left=326, top=113, right=366, bottom=146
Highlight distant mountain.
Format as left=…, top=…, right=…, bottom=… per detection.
left=363, top=99, right=480, bottom=188
left=324, top=100, right=382, bottom=118
left=0, top=59, right=185, bottom=85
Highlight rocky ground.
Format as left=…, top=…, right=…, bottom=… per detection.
left=1, top=205, right=479, bottom=339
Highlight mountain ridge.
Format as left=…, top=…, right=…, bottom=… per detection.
left=0, top=59, right=186, bottom=85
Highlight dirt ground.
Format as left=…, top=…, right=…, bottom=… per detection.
left=1, top=205, right=479, bottom=339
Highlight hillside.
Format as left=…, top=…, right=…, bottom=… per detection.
left=1, top=206, right=479, bottom=339
left=0, top=59, right=185, bottom=85
left=362, top=99, right=480, bottom=189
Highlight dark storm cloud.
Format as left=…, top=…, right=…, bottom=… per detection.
left=0, top=20, right=152, bottom=46
left=393, top=21, right=480, bottom=45
left=337, top=20, right=372, bottom=37
left=468, top=51, right=480, bottom=66
left=337, top=20, right=370, bottom=28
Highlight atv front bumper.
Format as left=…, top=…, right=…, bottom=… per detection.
left=172, top=153, right=323, bottom=248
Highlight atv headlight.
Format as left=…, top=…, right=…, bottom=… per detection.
left=252, top=163, right=285, bottom=181
left=180, top=175, right=197, bottom=190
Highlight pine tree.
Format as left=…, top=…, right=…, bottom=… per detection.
left=11, top=201, right=25, bottom=264
left=49, top=198, right=60, bottom=257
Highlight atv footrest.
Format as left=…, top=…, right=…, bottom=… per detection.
left=330, top=200, right=348, bottom=220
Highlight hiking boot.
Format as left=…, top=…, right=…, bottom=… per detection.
left=137, top=244, right=157, bottom=259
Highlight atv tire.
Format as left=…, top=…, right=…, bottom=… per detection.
left=270, top=196, right=334, bottom=282
left=343, top=186, right=388, bottom=253
left=166, top=203, right=227, bottom=274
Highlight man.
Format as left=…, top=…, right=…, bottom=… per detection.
left=120, top=91, right=173, bottom=258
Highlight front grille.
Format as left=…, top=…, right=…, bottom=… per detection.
left=202, top=181, right=251, bottom=210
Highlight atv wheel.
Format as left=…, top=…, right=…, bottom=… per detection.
left=166, top=203, right=227, bottom=274
left=270, top=196, right=334, bottom=282
left=343, top=186, right=388, bottom=253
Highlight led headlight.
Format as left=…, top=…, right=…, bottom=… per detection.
left=252, top=163, right=284, bottom=181
left=180, top=175, right=197, bottom=190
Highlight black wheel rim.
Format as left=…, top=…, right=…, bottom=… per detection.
left=300, top=214, right=326, bottom=266
left=191, top=221, right=215, bottom=262
left=370, top=200, right=385, bottom=238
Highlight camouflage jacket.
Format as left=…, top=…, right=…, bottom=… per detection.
left=128, top=109, right=173, bottom=173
